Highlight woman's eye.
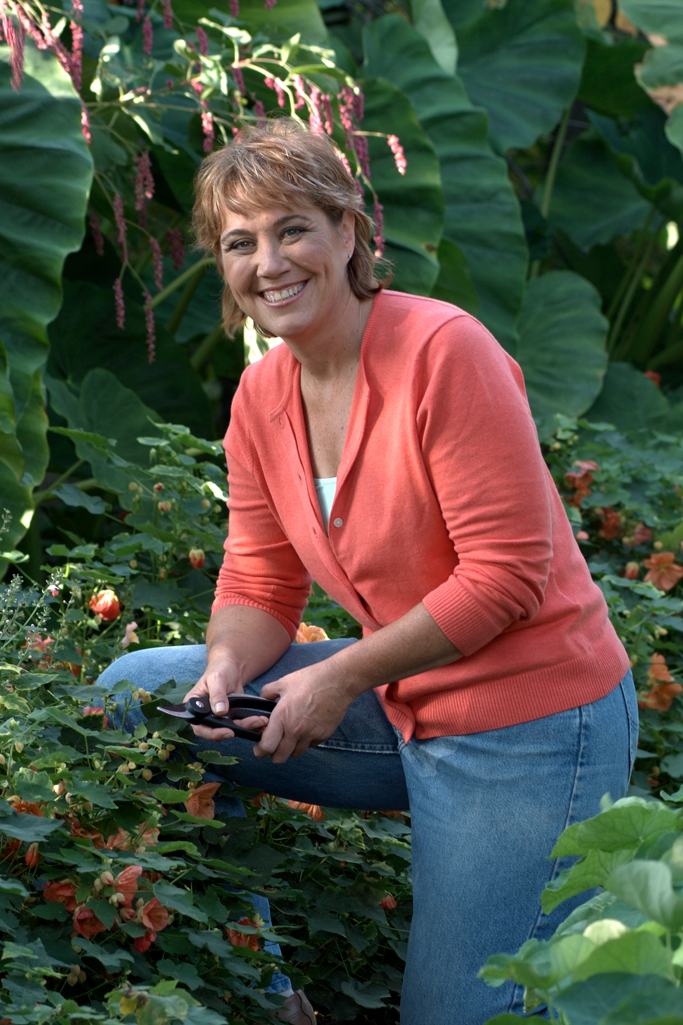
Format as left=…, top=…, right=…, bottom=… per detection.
left=283, top=227, right=304, bottom=239
left=226, top=238, right=254, bottom=252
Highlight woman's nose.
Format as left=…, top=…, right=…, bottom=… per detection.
left=256, top=239, right=289, bottom=278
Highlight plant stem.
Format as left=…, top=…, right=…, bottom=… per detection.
left=165, top=262, right=210, bottom=338
left=149, top=257, right=214, bottom=311
left=608, top=228, right=659, bottom=357
left=190, top=322, right=226, bottom=370
left=529, top=107, right=571, bottom=280
left=606, top=206, right=655, bottom=324
left=34, top=459, right=85, bottom=505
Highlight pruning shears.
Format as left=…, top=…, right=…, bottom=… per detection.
left=157, top=694, right=276, bottom=741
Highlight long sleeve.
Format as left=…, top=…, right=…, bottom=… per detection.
left=418, top=318, right=553, bottom=656
left=212, top=386, right=312, bottom=640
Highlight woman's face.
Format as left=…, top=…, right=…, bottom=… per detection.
left=219, top=202, right=356, bottom=345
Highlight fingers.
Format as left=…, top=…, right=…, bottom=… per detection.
left=184, top=663, right=243, bottom=716
left=259, top=680, right=283, bottom=702
left=191, top=723, right=235, bottom=741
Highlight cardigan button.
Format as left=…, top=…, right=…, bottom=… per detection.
left=333, top=517, right=343, bottom=528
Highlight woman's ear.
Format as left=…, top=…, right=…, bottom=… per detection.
left=340, top=210, right=355, bottom=256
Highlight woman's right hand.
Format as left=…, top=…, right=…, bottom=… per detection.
left=183, top=659, right=269, bottom=741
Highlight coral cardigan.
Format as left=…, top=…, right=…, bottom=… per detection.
left=213, top=290, right=628, bottom=741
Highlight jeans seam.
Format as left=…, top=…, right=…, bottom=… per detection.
left=317, top=741, right=399, bottom=753
left=506, top=704, right=587, bottom=1016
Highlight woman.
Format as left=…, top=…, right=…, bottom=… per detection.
left=102, top=119, right=637, bottom=1024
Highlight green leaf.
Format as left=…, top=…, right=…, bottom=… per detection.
left=552, top=800, right=682, bottom=857
left=620, top=1, right=683, bottom=45
left=586, top=362, right=683, bottom=433
left=409, top=0, right=457, bottom=75
left=578, top=37, right=650, bottom=119
left=606, top=861, right=683, bottom=930
left=153, top=882, right=209, bottom=923
left=157, top=959, right=204, bottom=991
left=572, top=930, right=672, bottom=982
left=307, top=910, right=346, bottom=937
left=548, top=131, right=652, bottom=250
left=85, top=899, right=119, bottom=931
left=152, top=788, right=189, bottom=805
left=455, top=0, right=586, bottom=153
left=542, top=847, right=635, bottom=914
left=430, top=238, right=479, bottom=314
left=69, top=780, right=118, bottom=810
left=70, top=937, right=134, bottom=970
left=51, top=484, right=108, bottom=515
left=14, top=769, right=54, bottom=804
left=359, top=76, right=444, bottom=296
left=516, top=271, right=609, bottom=438
left=0, top=807, right=63, bottom=843
left=555, top=973, right=682, bottom=1025
left=340, top=980, right=390, bottom=1009
left=363, top=15, right=527, bottom=351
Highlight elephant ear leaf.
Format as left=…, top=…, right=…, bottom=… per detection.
left=0, top=42, right=93, bottom=561
left=516, top=271, right=608, bottom=439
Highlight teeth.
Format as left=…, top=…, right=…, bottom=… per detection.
left=263, top=283, right=305, bottom=303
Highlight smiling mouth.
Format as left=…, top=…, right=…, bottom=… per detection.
left=261, top=281, right=306, bottom=304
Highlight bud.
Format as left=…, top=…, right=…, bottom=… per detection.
left=14, top=741, right=24, bottom=753
left=166, top=744, right=175, bottom=753
left=25, top=843, right=40, bottom=868
left=118, top=764, right=130, bottom=774
left=158, top=500, right=172, bottom=513
left=129, top=481, right=139, bottom=491
left=100, top=871, right=115, bottom=887
left=129, top=560, right=138, bottom=569
left=189, top=548, right=205, bottom=569
left=157, top=750, right=170, bottom=762
left=128, top=761, right=137, bottom=771
left=624, top=562, right=639, bottom=580
left=93, top=878, right=103, bottom=891
left=654, top=540, right=663, bottom=550
left=138, top=742, right=149, bottom=752
left=153, top=482, right=164, bottom=492
left=201, top=498, right=211, bottom=509
left=141, top=768, right=153, bottom=781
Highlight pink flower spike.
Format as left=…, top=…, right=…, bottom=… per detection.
left=134, top=150, right=154, bottom=210
left=353, top=133, right=370, bottom=179
left=70, top=23, right=83, bottom=92
left=230, top=0, right=239, bottom=16
left=166, top=227, right=185, bottom=271
left=113, top=193, right=127, bottom=250
left=72, top=0, right=84, bottom=17
left=114, top=279, right=126, bottom=330
left=142, top=15, right=153, bottom=55
left=372, top=197, right=384, bottom=258
left=336, top=149, right=353, bottom=178
left=201, top=110, right=214, bottom=152
left=353, top=89, right=364, bottom=123
left=387, top=134, right=407, bottom=175
left=4, top=13, right=25, bottom=92
left=150, top=237, right=163, bottom=291
left=309, top=86, right=323, bottom=135
left=291, top=74, right=306, bottom=110
left=80, top=104, right=92, bottom=144
left=161, top=0, right=173, bottom=29
left=196, top=24, right=208, bottom=55
left=166, top=77, right=174, bottom=90
left=136, top=0, right=145, bottom=21
left=231, top=65, right=245, bottom=94
left=254, top=98, right=265, bottom=124
left=264, top=0, right=276, bottom=9
left=321, top=93, right=334, bottom=134
left=143, top=290, right=156, bottom=363
left=89, top=211, right=104, bottom=256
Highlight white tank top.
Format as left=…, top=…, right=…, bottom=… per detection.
left=313, top=477, right=337, bottom=534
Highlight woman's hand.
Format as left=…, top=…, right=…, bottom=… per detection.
left=183, top=659, right=268, bottom=741
left=254, top=660, right=354, bottom=763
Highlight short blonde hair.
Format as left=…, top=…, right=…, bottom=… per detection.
left=192, top=118, right=387, bottom=336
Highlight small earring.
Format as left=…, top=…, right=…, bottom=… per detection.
left=347, top=252, right=352, bottom=261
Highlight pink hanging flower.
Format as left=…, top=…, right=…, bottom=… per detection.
left=264, top=0, right=277, bottom=9
left=72, top=0, right=84, bottom=16
left=136, top=0, right=145, bottom=21
left=232, top=65, right=245, bottom=94
left=113, top=279, right=126, bottom=330
left=309, top=86, right=324, bottom=135
left=166, top=77, right=174, bottom=90
left=254, top=98, right=265, bottom=124
left=196, top=24, right=208, bottom=55
left=134, top=150, right=154, bottom=210
left=3, top=12, right=25, bottom=92
left=161, top=0, right=173, bottom=29
left=143, top=290, right=155, bottom=363
left=70, top=23, right=83, bottom=92
left=353, top=133, right=370, bottom=179
left=190, top=78, right=203, bottom=97
left=39, top=12, right=71, bottom=75
left=230, top=0, right=239, bottom=16
left=142, top=15, right=153, bottom=55
left=80, top=104, right=91, bottom=144
left=353, top=89, right=364, bottom=123
left=201, top=110, right=214, bottom=152
left=265, top=76, right=286, bottom=108
left=291, top=74, right=306, bottom=110
left=150, top=237, right=163, bottom=291
left=113, top=193, right=127, bottom=251
left=89, top=211, right=104, bottom=256
left=373, top=197, right=385, bottom=258
left=10, top=5, right=46, bottom=51
left=387, top=134, right=406, bottom=175
left=321, top=93, right=334, bottom=134
left=338, top=86, right=355, bottom=147
left=166, top=227, right=185, bottom=271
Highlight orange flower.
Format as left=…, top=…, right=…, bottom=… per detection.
left=188, top=548, right=205, bottom=569
left=115, top=865, right=142, bottom=906
left=25, top=843, right=40, bottom=868
left=140, top=897, right=169, bottom=932
left=104, top=827, right=131, bottom=850
left=644, top=370, right=661, bottom=387
left=134, top=929, right=157, bottom=952
left=68, top=819, right=105, bottom=848
left=624, top=562, right=639, bottom=580
left=44, top=880, right=78, bottom=912
left=73, top=906, right=108, bottom=939
left=89, top=589, right=122, bottom=621
left=639, top=654, right=682, bottom=712
left=564, top=461, right=599, bottom=508
left=226, top=917, right=260, bottom=951
left=286, top=800, right=326, bottom=822
left=10, top=799, right=44, bottom=817
left=598, top=507, right=622, bottom=541
left=644, top=552, right=683, bottom=591
left=184, top=782, right=220, bottom=820
left=380, top=893, right=397, bottom=911
left=296, top=622, right=329, bottom=643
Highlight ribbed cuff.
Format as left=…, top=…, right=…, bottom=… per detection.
left=423, top=577, right=504, bottom=657
left=210, top=594, right=298, bottom=641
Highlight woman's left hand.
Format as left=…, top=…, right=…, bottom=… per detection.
left=254, top=661, right=353, bottom=763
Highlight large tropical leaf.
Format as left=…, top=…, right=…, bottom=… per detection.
left=586, top=361, right=683, bottom=433
left=174, top=0, right=329, bottom=44
left=516, top=271, right=609, bottom=438
left=0, top=42, right=93, bottom=558
left=359, top=77, right=444, bottom=296
left=548, top=131, right=651, bottom=250
left=578, top=37, right=650, bottom=119
left=362, top=15, right=527, bottom=351
left=47, top=281, right=214, bottom=438
left=408, top=0, right=457, bottom=75
left=453, top=0, right=586, bottom=153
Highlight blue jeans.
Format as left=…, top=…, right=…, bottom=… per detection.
left=98, top=641, right=638, bottom=1025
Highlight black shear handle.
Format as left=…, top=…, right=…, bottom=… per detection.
left=186, top=694, right=275, bottom=742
